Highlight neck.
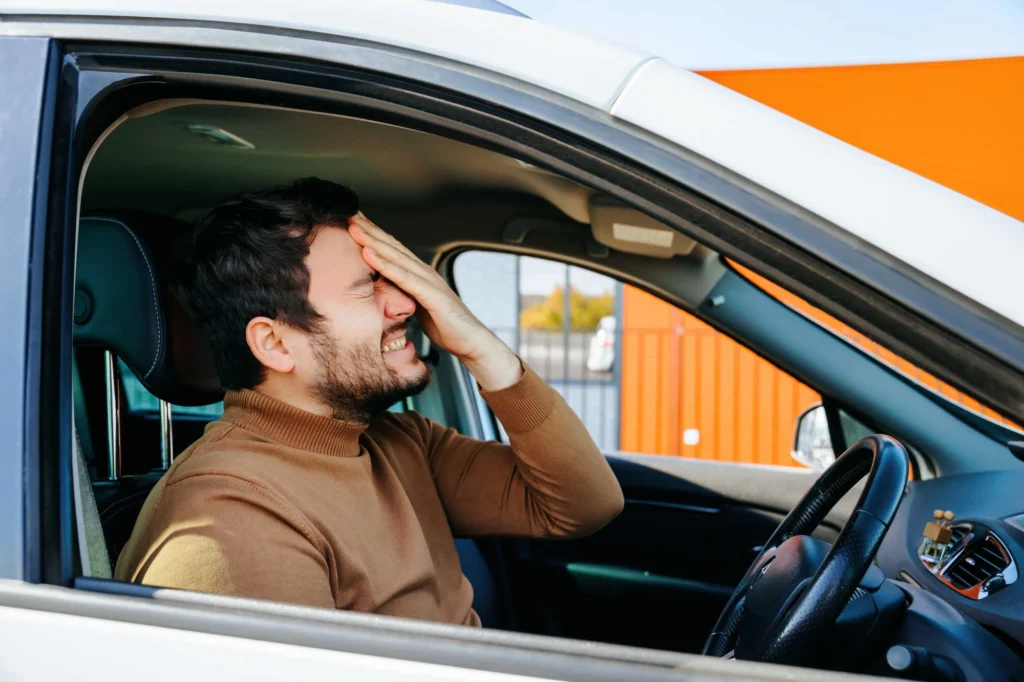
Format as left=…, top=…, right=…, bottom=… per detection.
left=222, top=388, right=369, bottom=457
left=253, top=376, right=340, bottom=421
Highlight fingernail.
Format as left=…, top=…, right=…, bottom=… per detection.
left=366, top=247, right=376, bottom=257
left=350, top=224, right=363, bottom=234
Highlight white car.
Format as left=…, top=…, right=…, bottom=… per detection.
left=1, top=2, right=1022, bottom=682
left=586, top=316, right=617, bottom=372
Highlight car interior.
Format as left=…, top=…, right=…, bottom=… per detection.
left=71, top=100, right=1024, bottom=678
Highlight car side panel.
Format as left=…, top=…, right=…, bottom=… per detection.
left=0, top=604, right=550, bottom=682
left=0, top=36, right=53, bottom=582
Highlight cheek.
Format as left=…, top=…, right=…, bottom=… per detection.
left=288, top=337, right=321, bottom=382
left=327, top=305, right=385, bottom=349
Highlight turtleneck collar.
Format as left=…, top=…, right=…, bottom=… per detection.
left=221, top=389, right=368, bottom=457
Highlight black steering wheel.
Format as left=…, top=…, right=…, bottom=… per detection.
left=703, top=435, right=909, bottom=665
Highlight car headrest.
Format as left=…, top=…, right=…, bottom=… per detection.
left=74, top=215, right=224, bottom=406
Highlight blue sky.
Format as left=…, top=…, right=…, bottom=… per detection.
left=502, top=0, right=1024, bottom=70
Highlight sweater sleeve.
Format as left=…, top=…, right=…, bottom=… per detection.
left=124, top=473, right=336, bottom=609
left=420, top=360, right=624, bottom=539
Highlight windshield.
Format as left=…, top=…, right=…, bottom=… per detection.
left=731, top=262, right=1023, bottom=439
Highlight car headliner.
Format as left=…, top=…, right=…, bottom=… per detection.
left=82, top=102, right=598, bottom=224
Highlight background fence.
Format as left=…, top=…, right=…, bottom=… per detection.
left=499, top=322, right=821, bottom=466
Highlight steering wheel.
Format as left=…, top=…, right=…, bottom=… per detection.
left=703, top=435, right=909, bottom=665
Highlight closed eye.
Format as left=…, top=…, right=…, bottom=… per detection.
left=347, top=270, right=380, bottom=295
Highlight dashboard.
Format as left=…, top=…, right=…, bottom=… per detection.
left=877, top=468, right=1024, bottom=649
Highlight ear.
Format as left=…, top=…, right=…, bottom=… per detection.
left=245, top=316, right=295, bottom=375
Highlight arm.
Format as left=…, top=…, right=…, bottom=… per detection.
left=413, top=360, right=624, bottom=539
left=125, top=474, right=335, bottom=609
left=348, top=214, right=622, bottom=538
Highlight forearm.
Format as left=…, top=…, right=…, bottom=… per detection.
left=476, top=361, right=624, bottom=537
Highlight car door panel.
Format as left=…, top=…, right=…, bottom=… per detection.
left=501, top=453, right=854, bottom=653
left=0, top=36, right=57, bottom=583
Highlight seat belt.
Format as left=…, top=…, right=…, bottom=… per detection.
left=72, top=427, right=112, bottom=579
left=72, top=356, right=96, bottom=475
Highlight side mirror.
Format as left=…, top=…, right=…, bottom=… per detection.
left=791, top=403, right=836, bottom=471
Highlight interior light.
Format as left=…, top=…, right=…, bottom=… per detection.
left=184, top=123, right=256, bottom=150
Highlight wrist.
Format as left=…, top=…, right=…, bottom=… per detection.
left=461, top=336, right=522, bottom=391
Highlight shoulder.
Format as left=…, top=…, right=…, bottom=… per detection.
left=163, top=422, right=294, bottom=501
left=155, top=449, right=324, bottom=550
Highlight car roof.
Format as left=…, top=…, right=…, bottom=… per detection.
left=1, top=0, right=649, bottom=110
left=3, top=0, right=1022, bottom=332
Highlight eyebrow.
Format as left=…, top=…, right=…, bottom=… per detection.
left=346, top=271, right=378, bottom=292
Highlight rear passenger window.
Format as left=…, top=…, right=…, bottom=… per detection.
left=120, top=361, right=405, bottom=418
left=120, top=360, right=224, bottom=418
left=454, top=251, right=823, bottom=468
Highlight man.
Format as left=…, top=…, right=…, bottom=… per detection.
left=115, top=177, right=623, bottom=626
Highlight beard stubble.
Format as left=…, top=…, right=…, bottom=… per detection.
left=309, top=327, right=431, bottom=423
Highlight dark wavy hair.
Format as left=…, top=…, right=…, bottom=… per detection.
left=178, top=177, right=360, bottom=390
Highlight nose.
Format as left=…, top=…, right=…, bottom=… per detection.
left=380, top=279, right=416, bottom=321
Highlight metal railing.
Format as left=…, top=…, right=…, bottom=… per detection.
left=490, top=326, right=621, bottom=451
left=492, top=324, right=822, bottom=466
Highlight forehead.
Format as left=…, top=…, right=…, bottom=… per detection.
left=304, top=225, right=371, bottom=296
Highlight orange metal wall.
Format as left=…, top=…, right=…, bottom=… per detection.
left=700, top=56, right=1024, bottom=222
left=619, top=57, right=1023, bottom=463
left=619, top=286, right=820, bottom=465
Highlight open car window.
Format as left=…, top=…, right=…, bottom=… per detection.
left=453, top=250, right=836, bottom=469
left=119, top=360, right=224, bottom=418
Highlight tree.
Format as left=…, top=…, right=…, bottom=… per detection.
left=520, top=286, right=613, bottom=330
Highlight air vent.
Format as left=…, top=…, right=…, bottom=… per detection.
left=946, top=537, right=1010, bottom=590
left=949, top=525, right=969, bottom=547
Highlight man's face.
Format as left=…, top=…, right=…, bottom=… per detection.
left=295, top=224, right=431, bottom=422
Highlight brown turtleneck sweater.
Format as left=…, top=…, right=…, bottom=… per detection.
left=114, top=362, right=623, bottom=625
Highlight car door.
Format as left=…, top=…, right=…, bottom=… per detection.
left=450, top=250, right=856, bottom=653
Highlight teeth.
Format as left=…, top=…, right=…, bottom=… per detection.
left=382, top=337, right=407, bottom=353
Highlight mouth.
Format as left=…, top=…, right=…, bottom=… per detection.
left=381, top=326, right=409, bottom=354
left=381, top=337, right=408, bottom=354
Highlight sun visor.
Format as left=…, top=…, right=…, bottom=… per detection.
left=589, top=198, right=696, bottom=259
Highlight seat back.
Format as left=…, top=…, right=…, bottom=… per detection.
left=73, top=214, right=222, bottom=569
left=455, top=539, right=502, bottom=628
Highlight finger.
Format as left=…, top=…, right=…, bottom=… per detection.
left=357, top=231, right=421, bottom=271
left=352, top=224, right=437, bottom=281
left=347, top=216, right=448, bottom=289
left=350, top=217, right=416, bottom=260
left=349, top=215, right=419, bottom=261
left=361, top=246, right=442, bottom=308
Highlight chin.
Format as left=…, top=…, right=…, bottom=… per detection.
left=400, top=359, right=432, bottom=392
